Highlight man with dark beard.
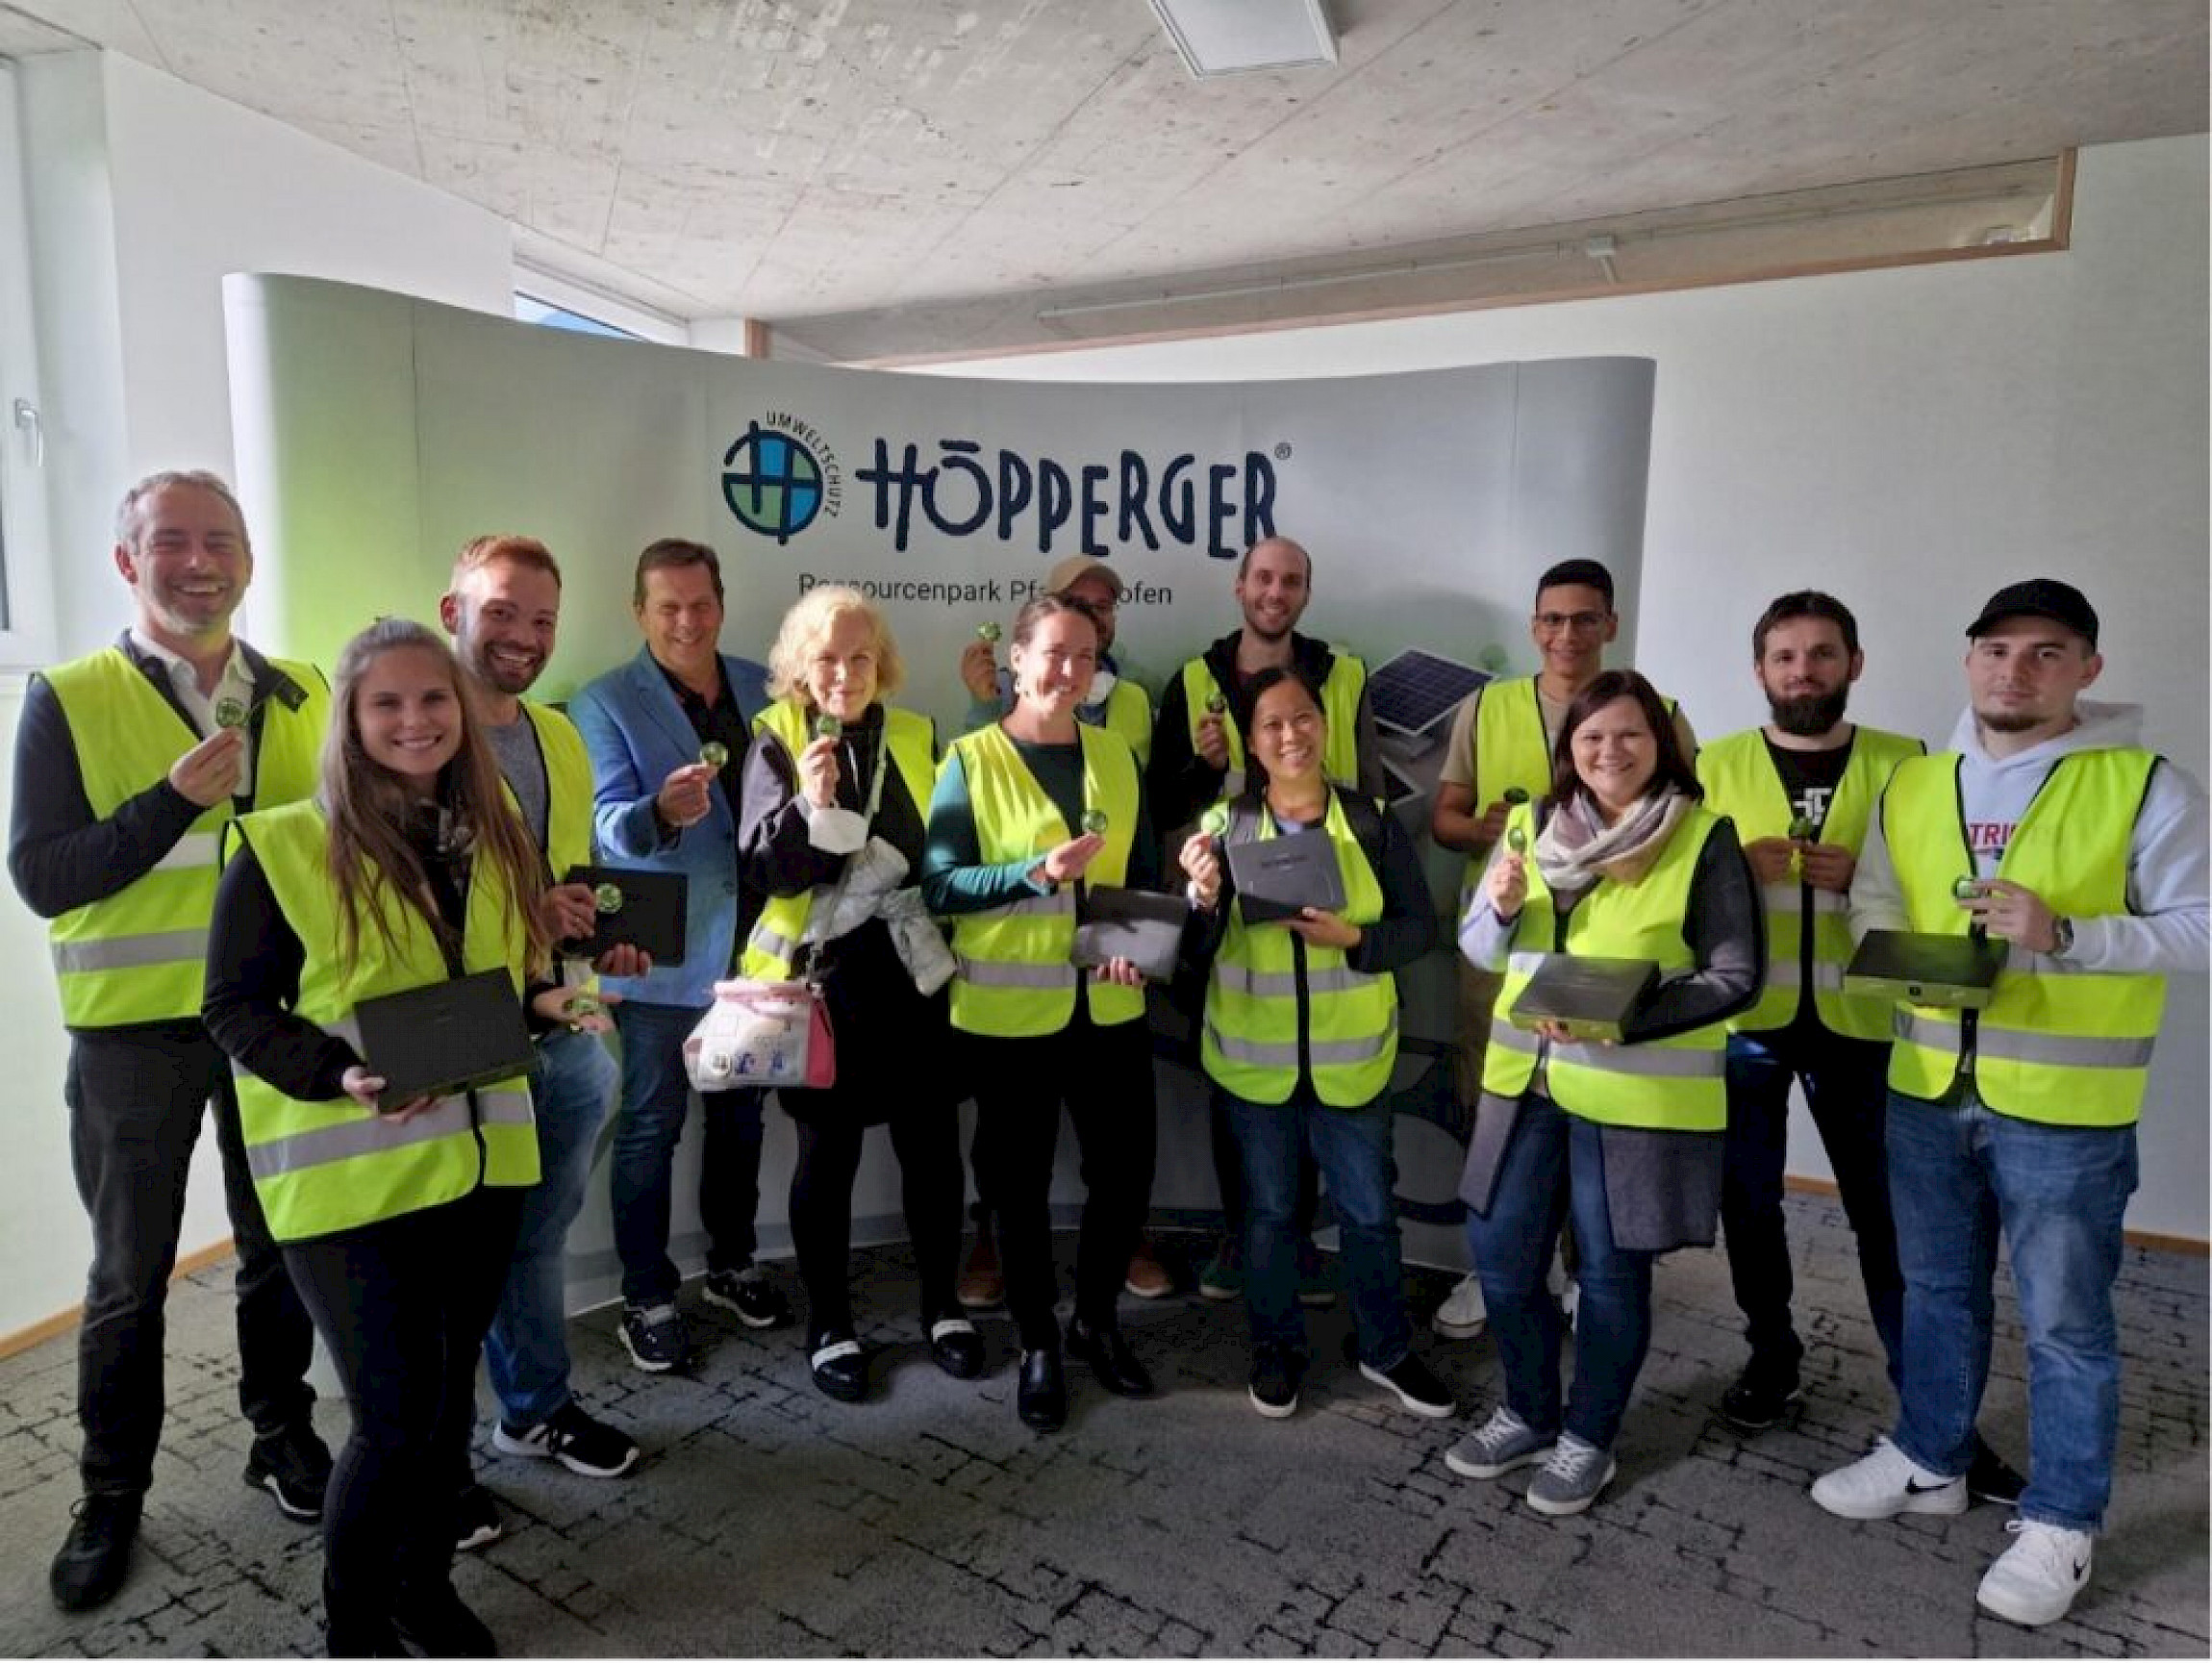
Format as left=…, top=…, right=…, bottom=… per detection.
left=1696, top=594, right=1934, bottom=1429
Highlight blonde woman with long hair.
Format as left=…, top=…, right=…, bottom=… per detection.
left=205, top=617, right=578, bottom=1657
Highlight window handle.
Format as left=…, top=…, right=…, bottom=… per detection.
left=12, top=397, right=42, bottom=467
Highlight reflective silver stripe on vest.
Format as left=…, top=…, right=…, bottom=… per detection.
left=750, top=922, right=801, bottom=962
left=1507, top=951, right=1548, bottom=977
left=970, top=891, right=1077, bottom=924
left=1759, top=882, right=1848, bottom=916
left=1893, top=1010, right=2153, bottom=1071
left=1222, top=767, right=1246, bottom=797
left=1489, top=1020, right=1722, bottom=1077
left=243, top=1087, right=534, bottom=1181
left=956, top=957, right=1079, bottom=991
left=1766, top=960, right=1845, bottom=992
left=1205, top=1015, right=1397, bottom=1070
left=1216, top=964, right=1373, bottom=999
left=51, top=927, right=209, bottom=974
left=150, top=831, right=222, bottom=874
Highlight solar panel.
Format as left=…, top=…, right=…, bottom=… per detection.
left=1370, top=647, right=1492, bottom=738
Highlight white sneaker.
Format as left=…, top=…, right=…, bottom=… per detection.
left=1976, top=1520, right=2093, bottom=1627
left=1810, top=1436, right=1968, bottom=1521
left=1432, top=1272, right=1487, bottom=1339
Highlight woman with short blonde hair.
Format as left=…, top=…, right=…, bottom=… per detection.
left=765, top=586, right=905, bottom=705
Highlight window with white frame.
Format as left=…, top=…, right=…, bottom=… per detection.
left=0, top=59, right=57, bottom=668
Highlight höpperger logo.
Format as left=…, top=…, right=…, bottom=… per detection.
left=722, top=415, right=842, bottom=543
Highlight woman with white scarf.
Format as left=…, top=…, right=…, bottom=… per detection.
left=1445, top=669, right=1761, bottom=1517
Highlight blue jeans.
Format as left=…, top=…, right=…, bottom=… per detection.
left=484, top=1026, right=618, bottom=1426
left=1222, top=1089, right=1411, bottom=1370
left=610, top=1000, right=767, bottom=1307
left=1722, top=1020, right=1902, bottom=1383
left=1885, top=1086, right=2135, bottom=1533
left=1466, top=1092, right=1654, bottom=1451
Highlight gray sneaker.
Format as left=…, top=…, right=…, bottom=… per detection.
left=1525, top=1431, right=1616, bottom=1516
left=1445, top=1406, right=1554, bottom=1478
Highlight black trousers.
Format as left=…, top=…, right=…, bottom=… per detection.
left=64, top=1024, right=317, bottom=1497
left=789, top=1102, right=965, bottom=1343
left=968, top=1008, right=1158, bottom=1352
left=284, top=1186, right=523, bottom=1613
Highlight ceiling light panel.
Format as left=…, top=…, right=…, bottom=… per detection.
left=1149, top=0, right=1338, bottom=79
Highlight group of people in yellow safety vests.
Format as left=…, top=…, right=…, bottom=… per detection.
left=17, top=469, right=2202, bottom=1650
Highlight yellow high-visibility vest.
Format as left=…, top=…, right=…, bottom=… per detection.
left=1880, top=749, right=2165, bottom=1126
left=230, top=800, right=540, bottom=1243
left=1483, top=800, right=1731, bottom=1131
left=943, top=722, right=1144, bottom=1036
left=1181, top=651, right=1366, bottom=798
left=43, top=646, right=326, bottom=1028
left=1697, top=725, right=1923, bottom=1038
left=1201, top=791, right=1396, bottom=1106
left=742, top=700, right=937, bottom=979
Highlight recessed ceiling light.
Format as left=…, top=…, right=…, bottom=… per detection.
left=1148, top=0, right=1338, bottom=80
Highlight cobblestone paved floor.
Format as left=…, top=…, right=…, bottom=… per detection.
left=1, top=1196, right=2203, bottom=1657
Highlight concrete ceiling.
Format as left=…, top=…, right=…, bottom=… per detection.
left=6, top=1, right=2205, bottom=361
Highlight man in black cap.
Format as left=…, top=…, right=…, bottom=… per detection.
left=1812, top=579, right=2207, bottom=1628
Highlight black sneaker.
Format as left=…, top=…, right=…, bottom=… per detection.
left=390, top=1578, right=495, bottom=1658
left=49, top=1492, right=140, bottom=1613
left=492, top=1401, right=641, bottom=1478
left=1353, top=1344, right=1456, bottom=1419
left=1968, top=1438, right=2026, bottom=1507
left=243, top=1422, right=332, bottom=1522
left=618, top=1302, right=690, bottom=1373
left=702, top=1267, right=792, bottom=1329
left=453, top=1484, right=504, bottom=1553
left=1248, top=1346, right=1305, bottom=1420
left=1717, top=1359, right=1803, bottom=1432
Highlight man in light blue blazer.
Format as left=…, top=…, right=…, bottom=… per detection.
left=569, top=538, right=792, bottom=1373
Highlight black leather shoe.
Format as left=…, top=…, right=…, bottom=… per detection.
left=50, top=1492, right=141, bottom=1613
left=926, top=1317, right=987, bottom=1380
left=390, top=1578, right=497, bottom=1658
left=808, top=1335, right=870, bottom=1403
left=1717, top=1356, right=1803, bottom=1432
left=1067, top=1314, right=1155, bottom=1398
left=1017, top=1347, right=1067, bottom=1432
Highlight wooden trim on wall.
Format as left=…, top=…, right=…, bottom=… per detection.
left=1782, top=1173, right=2203, bottom=1255
left=860, top=154, right=2082, bottom=370
left=0, top=1237, right=237, bottom=1362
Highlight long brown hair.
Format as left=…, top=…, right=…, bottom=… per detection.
left=319, top=618, right=552, bottom=979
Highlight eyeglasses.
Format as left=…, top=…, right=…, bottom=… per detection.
left=1533, top=610, right=1610, bottom=634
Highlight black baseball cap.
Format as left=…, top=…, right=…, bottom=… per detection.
left=1966, top=578, right=2099, bottom=648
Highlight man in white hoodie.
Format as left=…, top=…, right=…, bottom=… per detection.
left=1810, top=579, right=2208, bottom=1628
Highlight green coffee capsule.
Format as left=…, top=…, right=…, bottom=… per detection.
left=214, top=696, right=249, bottom=730
left=1080, top=808, right=1108, bottom=836
left=1204, top=692, right=1227, bottom=715
left=593, top=883, right=624, bottom=914
left=1199, top=803, right=1230, bottom=839
left=1787, top=815, right=1816, bottom=843
left=814, top=714, right=842, bottom=741
left=698, top=741, right=729, bottom=769
left=1502, top=787, right=1530, bottom=806
left=1507, top=826, right=1529, bottom=855
left=976, top=620, right=1003, bottom=645
left=1952, top=875, right=1984, bottom=900
left=566, top=994, right=604, bottom=1020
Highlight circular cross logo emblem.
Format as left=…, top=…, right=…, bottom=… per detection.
left=722, top=422, right=824, bottom=543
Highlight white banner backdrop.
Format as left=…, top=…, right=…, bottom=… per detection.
left=225, top=274, right=1655, bottom=1298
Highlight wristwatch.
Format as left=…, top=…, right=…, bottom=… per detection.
left=2049, top=915, right=2074, bottom=958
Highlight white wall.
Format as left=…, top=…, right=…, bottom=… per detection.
left=0, top=51, right=517, bottom=1337
left=929, top=136, right=2211, bottom=1241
